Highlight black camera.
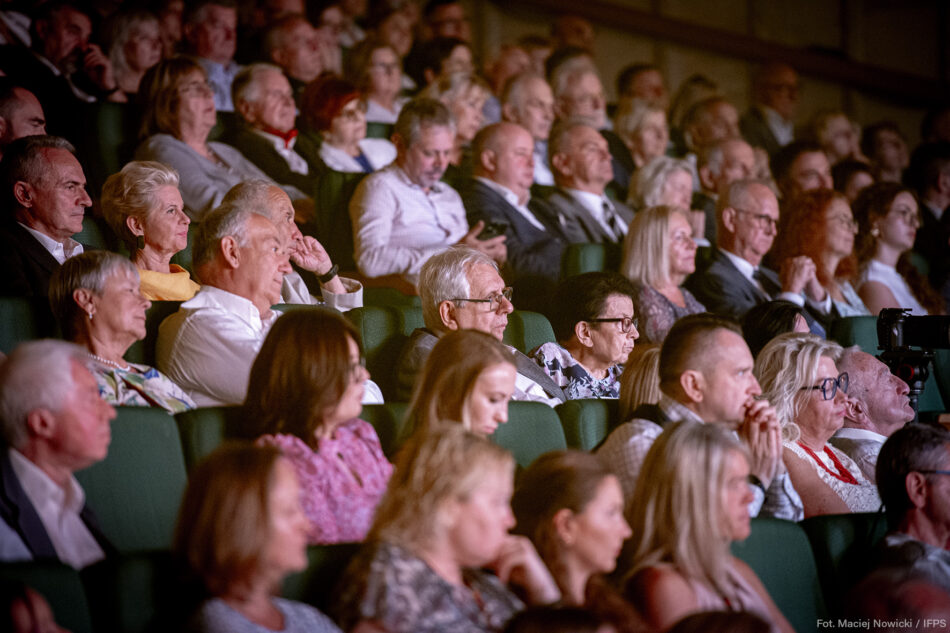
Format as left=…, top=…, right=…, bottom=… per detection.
left=876, top=308, right=950, bottom=420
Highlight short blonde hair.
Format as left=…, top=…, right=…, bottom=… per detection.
left=139, top=56, right=208, bottom=139
left=614, top=98, right=664, bottom=147
left=617, top=344, right=661, bottom=421
left=421, top=71, right=489, bottom=110
left=753, top=332, right=843, bottom=442
left=629, top=155, right=692, bottom=209
left=101, top=160, right=181, bottom=254
left=621, top=205, right=686, bottom=288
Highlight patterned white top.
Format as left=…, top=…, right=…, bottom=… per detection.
left=784, top=440, right=882, bottom=512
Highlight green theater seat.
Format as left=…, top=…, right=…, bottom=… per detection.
left=493, top=401, right=567, bottom=468
left=0, top=561, right=93, bottom=633
left=503, top=310, right=556, bottom=355
left=556, top=398, right=619, bottom=450
left=174, top=405, right=244, bottom=472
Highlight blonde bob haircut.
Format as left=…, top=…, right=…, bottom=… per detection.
left=368, top=425, right=514, bottom=553
left=621, top=205, right=688, bottom=288
left=139, top=56, right=208, bottom=139
left=402, top=329, right=515, bottom=441
left=625, top=421, right=749, bottom=603
left=421, top=71, right=490, bottom=110
left=101, top=160, right=181, bottom=254
left=172, top=442, right=283, bottom=597
left=753, top=332, right=843, bottom=442
left=617, top=344, right=661, bottom=421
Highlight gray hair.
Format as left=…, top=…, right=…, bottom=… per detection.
left=0, top=135, right=76, bottom=211
left=232, top=63, right=285, bottom=112
left=550, top=62, right=598, bottom=102
left=393, top=98, right=456, bottom=148
left=101, top=160, right=181, bottom=254
left=547, top=118, right=590, bottom=172
left=0, top=340, right=87, bottom=448
left=629, top=155, right=693, bottom=208
left=48, top=251, right=139, bottom=341
left=500, top=72, right=544, bottom=109
left=221, top=179, right=279, bottom=221
left=418, top=246, right=498, bottom=332
left=421, top=71, right=489, bottom=106
left=192, top=203, right=254, bottom=269
left=614, top=98, right=663, bottom=145
left=876, top=423, right=950, bottom=528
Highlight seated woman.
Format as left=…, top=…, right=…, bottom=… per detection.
left=48, top=251, right=194, bottom=413
left=301, top=75, right=397, bottom=173
left=624, top=422, right=794, bottom=632
left=628, top=156, right=693, bottom=212
left=831, top=160, right=874, bottom=203
left=533, top=272, right=639, bottom=400
left=853, top=182, right=944, bottom=315
left=403, top=329, right=516, bottom=439
left=622, top=206, right=705, bottom=343
left=103, top=8, right=163, bottom=100
left=512, top=451, right=645, bottom=633
left=741, top=300, right=810, bottom=359
left=617, top=344, right=661, bottom=421
left=422, top=71, right=490, bottom=168
left=101, top=160, right=199, bottom=301
left=346, top=38, right=409, bottom=125
left=172, top=443, right=342, bottom=632
left=614, top=99, right=669, bottom=171
left=334, top=426, right=561, bottom=633
left=241, top=309, right=392, bottom=545
left=136, top=56, right=308, bottom=220
left=754, top=333, right=881, bottom=515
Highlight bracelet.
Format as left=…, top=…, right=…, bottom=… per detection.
left=748, top=474, right=767, bottom=494
left=317, top=264, right=339, bottom=284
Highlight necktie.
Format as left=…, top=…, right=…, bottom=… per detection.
left=603, top=201, right=624, bottom=240
left=753, top=268, right=779, bottom=299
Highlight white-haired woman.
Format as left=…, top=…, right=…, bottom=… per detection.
left=624, top=422, right=794, bottom=633
left=422, top=71, right=489, bottom=167
left=754, top=333, right=880, bottom=516
left=622, top=205, right=705, bottom=343
left=614, top=99, right=669, bottom=170
left=628, top=157, right=704, bottom=239
left=101, top=160, right=199, bottom=301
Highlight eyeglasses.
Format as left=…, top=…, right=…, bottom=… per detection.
left=338, top=101, right=368, bottom=121
left=800, top=372, right=849, bottom=401
left=347, top=356, right=367, bottom=382
left=450, top=287, right=513, bottom=312
left=734, top=208, right=778, bottom=231
left=829, top=215, right=858, bottom=231
left=588, top=316, right=639, bottom=333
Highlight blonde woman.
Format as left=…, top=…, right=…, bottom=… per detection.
left=622, top=206, right=705, bottom=343
left=617, top=344, right=661, bottom=422
left=624, top=422, right=793, bottom=633
left=422, top=71, right=490, bottom=166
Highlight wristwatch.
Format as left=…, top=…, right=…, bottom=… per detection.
left=318, top=264, right=339, bottom=284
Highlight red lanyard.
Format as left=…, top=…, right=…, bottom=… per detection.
left=797, top=442, right=858, bottom=484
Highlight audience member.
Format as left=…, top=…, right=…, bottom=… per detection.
left=597, top=314, right=801, bottom=520
left=616, top=344, right=661, bottom=420
left=622, top=421, right=794, bottom=633
left=334, top=426, right=560, bottom=632
left=832, top=159, right=874, bottom=203
left=102, top=8, right=164, bottom=100
left=613, top=99, right=668, bottom=171
left=667, top=74, right=719, bottom=151
left=844, top=569, right=950, bottom=631
left=349, top=98, right=505, bottom=285
left=921, top=105, right=950, bottom=144
left=501, top=72, right=556, bottom=185
left=616, top=63, right=668, bottom=111
left=681, top=96, right=741, bottom=155
left=403, top=329, right=516, bottom=439
left=873, top=423, right=950, bottom=593
left=0, top=340, right=116, bottom=567
left=395, top=247, right=565, bottom=404
left=861, top=121, right=909, bottom=184
left=421, top=0, right=471, bottom=42
left=0, top=136, right=91, bottom=298
left=309, top=2, right=345, bottom=76
left=153, top=0, right=184, bottom=58
left=740, top=300, right=809, bottom=359
left=136, top=56, right=308, bottom=221
left=552, top=15, right=595, bottom=52
left=49, top=251, right=195, bottom=414
left=830, top=347, right=913, bottom=483
left=546, top=121, right=635, bottom=244
left=905, top=142, right=950, bottom=311
left=808, top=110, right=865, bottom=165
left=368, top=8, right=414, bottom=82
left=740, top=62, right=799, bottom=157
left=411, top=36, right=473, bottom=88
left=622, top=206, right=705, bottom=343
left=627, top=157, right=701, bottom=240
left=482, top=44, right=531, bottom=125
left=693, top=138, right=756, bottom=244
left=422, top=71, right=490, bottom=168
left=337, top=0, right=368, bottom=48
left=464, top=122, right=568, bottom=312
left=182, top=0, right=240, bottom=112
left=263, top=15, right=326, bottom=102
left=345, top=38, right=408, bottom=125
left=0, top=82, right=46, bottom=160
left=171, top=443, right=342, bottom=632
left=853, top=182, right=943, bottom=315
left=512, top=451, right=645, bottom=633
left=755, top=332, right=881, bottom=515
left=770, top=140, right=833, bottom=201
left=533, top=273, right=639, bottom=400
left=241, top=309, right=392, bottom=544
left=100, top=160, right=198, bottom=301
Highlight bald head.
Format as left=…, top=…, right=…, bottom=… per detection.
left=472, top=122, right=535, bottom=202
left=717, top=179, right=779, bottom=266
left=838, top=348, right=913, bottom=436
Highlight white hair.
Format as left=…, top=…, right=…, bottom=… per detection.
left=418, top=247, right=498, bottom=332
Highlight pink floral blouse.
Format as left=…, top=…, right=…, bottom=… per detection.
left=257, top=419, right=393, bottom=544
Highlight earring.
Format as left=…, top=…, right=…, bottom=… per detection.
left=87, top=311, right=93, bottom=320
left=136, top=234, right=145, bottom=250
left=871, top=227, right=880, bottom=237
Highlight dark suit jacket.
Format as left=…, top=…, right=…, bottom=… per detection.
left=395, top=328, right=566, bottom=403
left=740, top=107, right=782, bottom=157
left=222, top=126, right=323, bottom=196
left=0, top=222, right=62, bottom=298
left=0, top=450, right=114, bottom=563
left=601, top=129, right=635, bottom=201
left=691, top=190, right=718, bottom=244
left=916, top=202, right=950, bottom=308
left=544, top=188, right=635, bottom=245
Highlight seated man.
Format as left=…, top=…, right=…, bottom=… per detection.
left=545, top=120, right=635, bottom=245
left=501, top=72, right=556, bottom=185
left=349, top=98, right=505, bottom=286
left=597, top=313, right=803, bottom=521
left=830, top=347, right=914, bottom=483
left=616, top=63, right=668, bottom=110
left=227, top=64, right=322, bottom=195
left=183, top=0, right=240, bottom=112
left=0, top=80, right=46, bottom=160
left=263, top=14, right=326, bottom=103
left=692, top=138, right=756, bottom=244
left=740, top=62, right=800, bottom=157
left=0, top=135, right=92, bottom=298
left=770, top=140, right=832, bottom=201
left=681, top=96, right=741, bottom=157
left=463, top=122, right=568, bottom=312
left=395, top=246, right=565, bottom=405
left=874, top=423, right=950, bottom=593
left=0, top=340, right=116, bottom=566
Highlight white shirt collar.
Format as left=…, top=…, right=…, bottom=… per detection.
left=565, top=188, right=610, bottom=218
left=833, top=427, right=888, bottom=444
left=18, top=222, right=83, bottom=264
left=721, top=248, right=757, bottom=282
left=8, top=448, right=85, bottom=515
left=392, top=163, right=444, bottom=194
left=759, top=105, right=794, bottom=146
left=186, top=285, right=276, bottom=328
left=252, top=127, right=297, bottom=150
left=475, top=177, right=547, bottom=232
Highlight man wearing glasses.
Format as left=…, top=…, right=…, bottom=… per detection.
left=686, top=178, right=827, bottom=333
left=394, top=246, right=565, bottom=405
left=874, top=423, right=950, bottom=592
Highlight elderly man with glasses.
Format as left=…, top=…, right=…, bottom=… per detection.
left=394, top=246, right=565, bottom=405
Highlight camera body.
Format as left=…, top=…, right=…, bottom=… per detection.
left=876, top=309, right=950, bottom=421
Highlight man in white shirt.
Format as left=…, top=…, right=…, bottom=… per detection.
left=0, top=135, right=91, bottom=298
left=831, top=347, right=915, bottom=483
left=349, top=98, right=506, bottom=286
left=394, top=246, right=565, bottom=405
left=183, top=0, right=240, bottom=112
left=501, top=72, right=556, bottom=186
left=597, top=313, right=803, bottom=521
left=740, top=62, right=800, bottom=157
left=0, top=340, right=116, bottom=567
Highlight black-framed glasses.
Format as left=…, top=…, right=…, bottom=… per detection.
left=734, top=208, right=778, bottom=231
left=449, top=287, right=513, bottom=312
left=588, top=316, right=639, bottom=333
left=800, top=372, right=849, bottom=401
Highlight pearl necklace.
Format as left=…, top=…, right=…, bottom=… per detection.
left=87, top=353, right=131, bottom=371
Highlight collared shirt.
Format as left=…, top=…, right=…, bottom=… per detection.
left=474, top=177, right=547, bottom=231
left=281, top=271, right=363, bottom=313
left=196, top=57, right=241, bottom=112
left=7, top=449, right=104, bottom=569
left=830, top=427, right=887, bottom=483
left=720, top=248, right=806, bottom=308
left=31, top=51, right=95, bottom=102
left=881, top=532, right=950, bottom=594
left=349, top=163, right=469, bottom=285
left=759, top=105, right=794, bottom=147
left=533, top=140, right=554, bottom=186
left=251, top=128, right=310, bottom=175
left=564, top=188, right=627, bottom=240
left=19, top=222, right=83, bottom=264
left=513, top=370, right=562, bottom=407
left=365, top=97, right=408, bottom=125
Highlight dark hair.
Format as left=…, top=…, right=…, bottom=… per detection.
left=550, top=272, right=637, bottom=342
left=423, top=0, right=462, bottom=20
left=241, top=309, right=362, bottom=446
left=616, top=63, right=659, bottom=98
left=503, top=605, right=609, bottom=633
left=770, top=140, right=823, bottom=186
left=832, top=159, right=873, bottom=194
left=741, top=300, right=806, bottom=358
left=182, top=0, right=236, bottom=27
left=0, top=134, right=76, bottom=211
left=410, top=36, right=468, bottom=87
left=659, top=313, right=741, bottom=388
left=30, top=1, right=92, bottom=44
left=860, top=121, right=903, bottom=161
left=876, top=423, right=950, bottom=528
left=904, top=142, right=950, bottom=195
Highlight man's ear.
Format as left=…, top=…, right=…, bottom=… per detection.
left=220, top=236, right=241, bottom=268
left=905, top=471, right=929, bottom=509
left=551, top=152, right=570, bottom=178
left=438, top=300, right=459, bottom=331
left=574, top=320, right=593, bottom=347
left=236, top=98, right=256, bottom=125
left=25, top=408, right=57, bottom=441
left=721, top=206, right=738, bottom=234
left=843, top=396, right=867, bottom=424
left=698, top=164, right=716, bottom=193
left=501, top=102, right=516, bottom=124
left=423, top=68, right=436, bottom=86
left=479, top=149, right=498, bottom=175
left=679, top=369, right=705, bottom=404
left=13, top=181, right=34, bottom=208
